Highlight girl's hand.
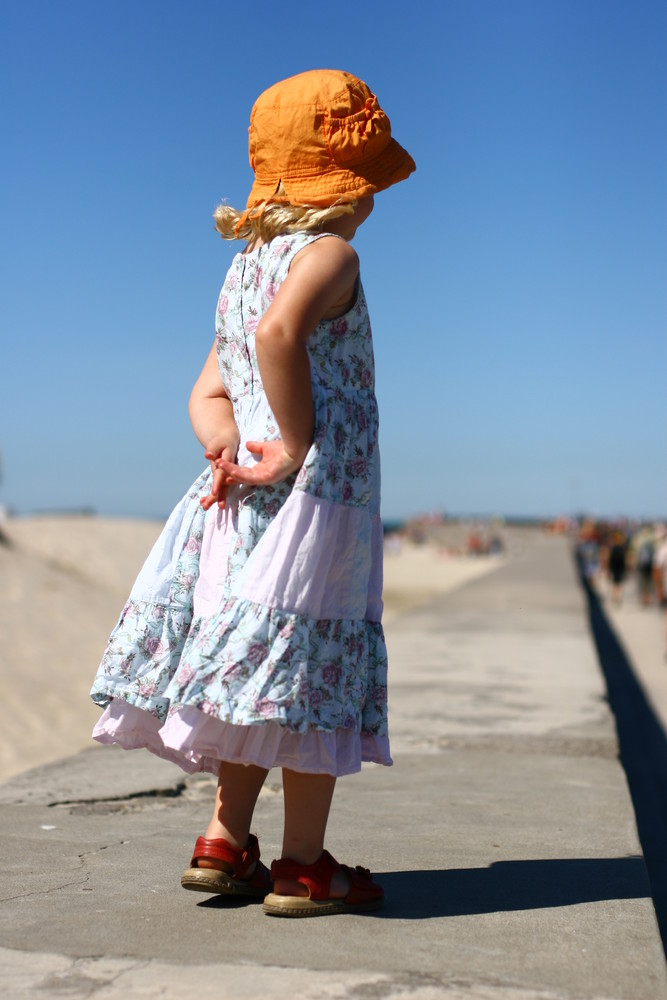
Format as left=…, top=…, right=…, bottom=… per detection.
left=216, top=439, right=307, bottom=486
left=201, top=438, right=238, bottom=510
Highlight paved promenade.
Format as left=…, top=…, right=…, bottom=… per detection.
left=1, top=531, right=666, bottom=998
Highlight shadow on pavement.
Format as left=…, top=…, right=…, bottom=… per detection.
left=374, top=857, right=648, bottom=919
left=577, top=555, right=667, bottom=955
left=196, top=895, right=266, bottom=909
left=193, top=857, right=647, bottom=919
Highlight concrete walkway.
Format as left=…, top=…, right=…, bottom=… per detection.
left=1, top=531, right=666, bottom=999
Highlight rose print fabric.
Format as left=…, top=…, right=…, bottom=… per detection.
left=90, top=232, right=390, bottom=777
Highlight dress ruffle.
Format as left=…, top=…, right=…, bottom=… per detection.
left=166, top=605, right=389, bottom=736
left=93, top=701, right=392, bottom=777
left=90, top=598, right=193, bottom=721
left=92, top=595, right=389, bottom=738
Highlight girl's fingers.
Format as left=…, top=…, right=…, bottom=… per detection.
left=211, top=476, right=225, bottom=504
left=212, top=441, right=296, bottom=487
left=216, top=460, right=242, bottom=475
left=217, top=460, right=257, bottom=484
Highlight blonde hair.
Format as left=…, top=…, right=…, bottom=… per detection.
left=214, top=182, right=356, bottom=243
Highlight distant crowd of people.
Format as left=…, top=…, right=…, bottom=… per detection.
left=577, top=520, right=667, bottom=656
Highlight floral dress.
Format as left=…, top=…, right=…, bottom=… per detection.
left=90, top=232, right=390, bottom=777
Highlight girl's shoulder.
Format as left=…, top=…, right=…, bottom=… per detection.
left=288, top=233, right=358, bottom=282
left=285, top=235, right=360, bottom=322
left=246, top=231, right=358, bottom=286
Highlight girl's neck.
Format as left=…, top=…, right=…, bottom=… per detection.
left=243, top=236, right=265, bottom=254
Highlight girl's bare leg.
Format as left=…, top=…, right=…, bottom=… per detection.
left=281, top=769, right=335, bottom=863
left=274, top=769, right=348, bottom=897
left=197, top=761, right=268, bottom=871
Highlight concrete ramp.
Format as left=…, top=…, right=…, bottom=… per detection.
left=0, top=531, right=665, bottom=998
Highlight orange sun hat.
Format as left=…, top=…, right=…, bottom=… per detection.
left=246, top=69, right=416, bottom=209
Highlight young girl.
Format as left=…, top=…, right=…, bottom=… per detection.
left=90, top=68, right=415, bottom=917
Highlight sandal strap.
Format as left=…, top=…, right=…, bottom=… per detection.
left=270, top=850, right=359, bottom=902
left=339, top=863, right=382, bottom=905
left=190, top=833, right=261, bottom=878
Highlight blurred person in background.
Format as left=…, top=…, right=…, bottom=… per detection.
left=607, top=531, right=627, bottom=605
left=632, top=525, right=656, bottom=607
left=652, top=526, right=667, bottom=659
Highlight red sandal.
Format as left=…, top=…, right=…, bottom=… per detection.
left=262, top=849, right=384, bottom=917
left=181, top=834, right=272, bottom=897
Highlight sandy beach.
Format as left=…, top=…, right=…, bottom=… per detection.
left=0, top=515, right=502, bottom=781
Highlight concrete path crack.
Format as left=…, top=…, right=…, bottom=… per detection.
left=0, top=871, right=91, bottom=903
left=47, top=782, right=187, bottom=809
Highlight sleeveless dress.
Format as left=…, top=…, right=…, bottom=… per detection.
left=90, top=231, right=390, bottom=777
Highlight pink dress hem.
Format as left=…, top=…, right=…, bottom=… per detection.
left=92, top=700, right=392, bottom=778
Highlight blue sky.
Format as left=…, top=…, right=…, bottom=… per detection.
left=2, top=0, right=665, bottom=521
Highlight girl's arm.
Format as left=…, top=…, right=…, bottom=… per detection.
left=218, top=236, right=359, bottom=485
left=189, top=344, right=240, bottom=509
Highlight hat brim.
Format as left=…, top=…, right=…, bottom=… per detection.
left=247, top=137, right=415, bottom=209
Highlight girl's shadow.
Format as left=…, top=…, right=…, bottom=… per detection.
left=196, top=856, right=647, bottom=918
left=373, top=856, right=648, bottom=919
